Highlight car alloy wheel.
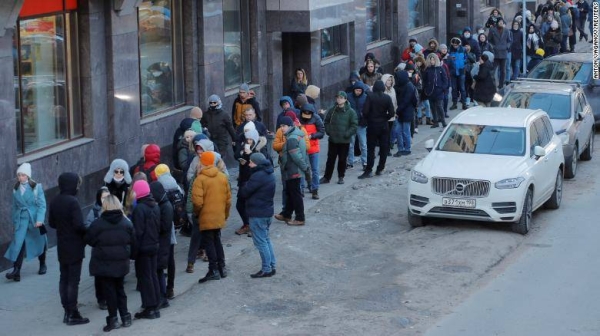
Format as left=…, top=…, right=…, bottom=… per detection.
left=545, top=170, right=563, bottom=209
left=512, top=189, right=532, bottom=235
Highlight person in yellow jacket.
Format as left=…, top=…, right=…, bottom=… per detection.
left=192, top=151, right=231, bottom=284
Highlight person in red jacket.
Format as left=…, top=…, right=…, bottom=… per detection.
left=299, top=104, right=325, bottom=199
left=401, top=38, right=418, bottom=62
left=134, top=144, right=162, bottom=182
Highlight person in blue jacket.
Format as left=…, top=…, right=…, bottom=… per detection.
left=4, top=163, right=47, bottom=282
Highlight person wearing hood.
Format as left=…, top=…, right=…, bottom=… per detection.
left=234, top=107, right=269, bottom=159
left=85, top=186, right=111, bottom=310
left=346, top=80, right=369, bottom=170
left=4, top=163, right=48, bottom=282
left=527, top=48, right=545, bottom=72
left=234, top=128, right=261, bottom=236
left=171, top=108, right=208, bottom=172
left=290, top=68, right=308, bottom=101
left=104, top=159, right=132, bottom=205
left=359, top=52, right=384, bottom=75
left=558, top=4, right=573, bottom=52
left=48, top=172, right=89, bottom=325
left=131, top=180, right=162, bottom=320
left=231, top=83, right=261, bottom=128
left=473, top=52, right=497, bottom=107
left=461, top=27, right=481, bottom=59
left=86, top=195, right=135, bottom=332
left=276, top=96, right=300, bottom=128
left=192, top=151, right=232, bottom=283
left=274, top=117, right=311, bottom=226
left=510, top=21, right=524, bottom=80
left=238, top=153, right=277, bottom=278
left=133, top=144, right=161, bottom=182
left=359, top=80, right=394, bottom=179
left=202, top=94, right=236, bottom=159
left=448, top=37, right=469, bottom=110
left=321, top=92, right=358, bottom=185
left=488, top=18, right=512, bottom=89
left=423, top=53, right=449, bottom=128
left=544, top=20, right=562, bottom=57
left=360, top=59, right=382, bottom=88
left=423, top=38, right=440, bottom=59
left=393, top=71, right=418, bottom=157
left=299, top=103, right=325, bottom=199
left=346, top=70, right=361, bottom=94
left=149, top=182, right=174, bottom=310
left=477, top=33, right=495, bottom=56
left=176, top=129, right=196, bottom=180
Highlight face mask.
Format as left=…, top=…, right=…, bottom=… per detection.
left=464, top=33, right=471, bottom=38
left=152, top=71, right=162, bottom=77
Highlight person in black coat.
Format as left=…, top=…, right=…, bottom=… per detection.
left=394, top=71, right=418, bottom=157
left=150, top=182, right=174, bottom=309
left=130, top=180, right=162, bottom=319
left=202, top=94, right=237, bottom=159
left=238, top=153, right=277, bottom=278
left=48, top=172, right=89, bottom=325
left=360, top=80, right=394, bottom=178
left=423, top=53, right=449, bottom=128
left=86, top=195, right=135, bottom=331
left=473, top=53, right=497, bottom=107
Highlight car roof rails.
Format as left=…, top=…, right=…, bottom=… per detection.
left=511, top=78, right=581, bottom=88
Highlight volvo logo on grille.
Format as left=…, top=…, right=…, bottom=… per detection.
left=455, top=183, right=465, bottom=193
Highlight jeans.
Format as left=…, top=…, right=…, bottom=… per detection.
left=397, top=121, right=412, bottom=152
left=249, top=217, right=276, bottom=273
left=59, top=260, right=83, bottom=311
left=366, top=123, right=390, bottom=172
left=493, top=58, right=507, bottom=88
left=347, top=126, right=367, bottom=166
left=560, top=35, right=569, bottom=53
left=417, top=99, right=432, bottom=118
left=187, top=218, right=202, bottom=264
left=389, top=120, right=400, bottom=145
left=511, top=58, right=522, bottom=80
left=99, top=276, right=128, bottom=318
left=324, top=142, right=349, bottom=180
left=201, top=229, right=225, bottom=272
left=136, top=253, right=160, bottom=309
left=451, top=73, right=466, bottom=104
left=429, top=98, right=446, bottom=126
left=307, top=152, right=319, bottom=191
left=282, top=178, right=304, bottom=221
left=505, top=52, right=512, bottom=83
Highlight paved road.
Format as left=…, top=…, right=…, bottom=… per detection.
left=425, top=134, right=600, bottom=336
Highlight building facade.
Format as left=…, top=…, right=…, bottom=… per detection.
left=0, top=0, right=526, bottom=267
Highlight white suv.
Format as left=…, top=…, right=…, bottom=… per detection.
left=407, top=107, right=564, bottom=234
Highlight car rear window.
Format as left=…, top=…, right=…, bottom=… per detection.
left=500, top=92, right=571, bottom=119
left=528, top=61, right=591, bottom=83
left=437, top=124, right=526, bottom=156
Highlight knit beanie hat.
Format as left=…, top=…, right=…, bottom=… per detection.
left=280, top=116, right=294, bottom=127
left=305, top=85, right=320, bottom=99
left=132, top=180, right=151, bottom=199
left=244, top=121, right=256, bottom=133
left=239, top=83, right=250, bottom=92
left=200, top=151, right=216, bottom=167
left=154, top=164, right=170, bottom=178
left=250, top=152, right=269, bottom=166
left=17, top=163, right=32, bottom=178
left=439, top=43, right=448, bottom=51
left=197, top=139, right=215, bottom=152
left=295, top=94, right=308, bottom=107
left=192, top=133, right=209, bottom=146
left=535, top=48, right=545, bottom=57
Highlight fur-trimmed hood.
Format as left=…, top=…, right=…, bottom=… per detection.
left=104, top=158, right=132, bottom=184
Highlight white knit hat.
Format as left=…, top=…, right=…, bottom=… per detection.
left=244, top=121, right=256, bottom=133
left=17, top=163, right=32, bottom=178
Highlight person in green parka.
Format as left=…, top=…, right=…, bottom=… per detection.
left=4, top=162, right=48, bottom=282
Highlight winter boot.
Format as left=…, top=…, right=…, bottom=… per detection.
left=5, top=265, right=20, bottom=281
left=218, top=261, right=228, bottom=278
left=449, top=103, right=458, bottom=110
left=103, top=316, right=120, bottom=332
left=63, top=309, right=68, bottom=323
left=426, top=117, right=434, bottom=125
left=311, top=190, right=319, bottom=200
left=185, top=262, right=194, bottom=273
left=66, top=310, right=90, bottom=325
left=121, top=312, right=132, bottom=327
left=198, top=269, right=221, bottom=283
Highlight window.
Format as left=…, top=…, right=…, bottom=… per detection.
left=481, top=0, right=494, bottom=7
left=321, top=25, right=344, bottom=59
left=436, top=124, right=526, bottom=156
left=138, top=0, right=185, bottom=116
left=223, top=0, right=251, bottom=89
left=533, top=118, right=551, bottom=147
left=13, top=0, right=81, bottom=154
left=366, top=0, right=386, bottom=43
left=408, top=0, right=432, bottom=30
left=500, top=92, right=571, bottom=119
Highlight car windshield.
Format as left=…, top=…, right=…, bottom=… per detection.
left=437, top=124, right=526, bottom=156
left=528, top=60, right=591, bottom=83
left=500, top=92, right=571, bottom=119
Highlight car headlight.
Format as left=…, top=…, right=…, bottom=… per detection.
left=411, top=170, right=428, bottom=184
left=495, top=177, right=525, bottom=189
left=557, top=131, right=569, bottom=145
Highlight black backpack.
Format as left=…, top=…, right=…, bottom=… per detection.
left=166, top=189, right=187, bottom=230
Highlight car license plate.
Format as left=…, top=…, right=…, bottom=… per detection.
left=442, top=198, right=476, bottom=208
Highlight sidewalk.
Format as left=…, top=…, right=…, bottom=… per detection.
left=0, top=105, right=454, bottom=334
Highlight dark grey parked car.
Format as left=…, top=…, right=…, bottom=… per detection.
left=500, top=81, right=594, bottom=179
left=527, top=53, right=600, bottom=122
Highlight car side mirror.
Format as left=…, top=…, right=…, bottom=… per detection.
left=534, top=146, right=546, bottom=158
left=425, top=139, right=435, bottom=152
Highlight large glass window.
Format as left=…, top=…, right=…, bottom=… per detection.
left=366, top=0, right=386, bottom=43
left=408, top=0, right=432, bottom=30
left=321, top=25, right=344, bottom=59
left=14, top=3, right=81, bottom=154
left=224, top=0, right=251, bottom=89
left=138, top=0, right=184, bottom=116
